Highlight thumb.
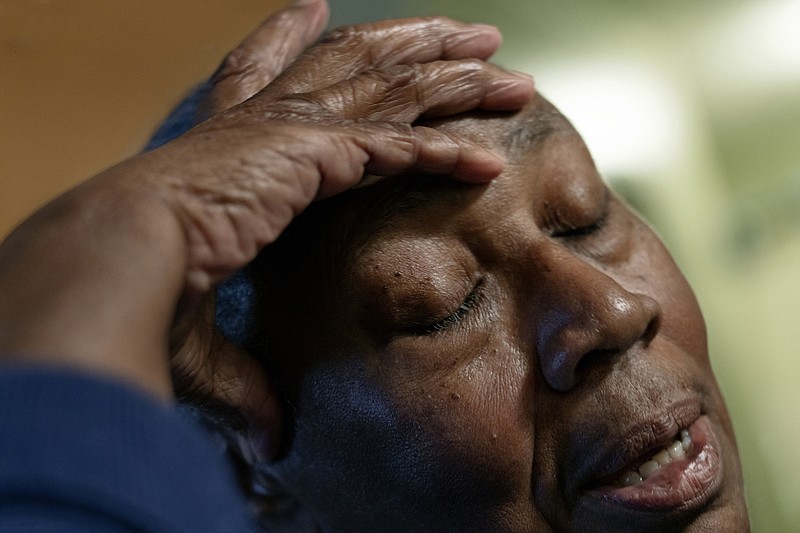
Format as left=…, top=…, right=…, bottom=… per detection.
left=208, top=0, right=330, bottom=114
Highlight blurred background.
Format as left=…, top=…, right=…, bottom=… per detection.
left=2, top=0, right=798, bottom=529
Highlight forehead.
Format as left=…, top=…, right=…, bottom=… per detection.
left=433, top=94, right=569, bottom=155
left=327, top=95, right=581, bottom=247
left=257, top=95, right=591, bottom=305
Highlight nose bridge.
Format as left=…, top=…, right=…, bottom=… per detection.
left=531, top=245, right=661, bottom=392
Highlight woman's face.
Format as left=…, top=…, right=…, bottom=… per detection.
left=261, top=95, right=747, bottom=532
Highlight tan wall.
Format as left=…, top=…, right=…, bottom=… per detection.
left=1, top=0, right=286, bottom=236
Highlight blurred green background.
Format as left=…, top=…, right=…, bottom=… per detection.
left=2, top=0, right=798, bottom=530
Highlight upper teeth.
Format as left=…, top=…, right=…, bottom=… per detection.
left=617, top=429, right=692, bottom=487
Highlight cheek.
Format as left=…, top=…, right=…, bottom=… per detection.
left=277, top=359, right=448, bottom=528
left=281, top=336, right=538, bottom=529
left=381, top=332, right=537, bottom=518
left=628, top=226, right=708, bottom=359
left=659, top=274, right=707, bottom=358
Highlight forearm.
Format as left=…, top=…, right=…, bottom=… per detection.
left=0, top=159, right=185, bottom=398
left=0, top=3, right=534, bottom=412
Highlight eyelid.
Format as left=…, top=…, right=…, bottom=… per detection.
left=551, top=187, right=611, bottom=239
left=552, top=209, right=608, bottom=238
left=406, top=278, right=484, bottom=337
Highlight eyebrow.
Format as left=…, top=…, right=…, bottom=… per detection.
left=338, top=110, right=564, bottom=254
left=505, top=109, right=559, bottom=153
left=354, top=176, right=458, bottom=234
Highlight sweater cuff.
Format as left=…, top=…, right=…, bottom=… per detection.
left=0, top=366, right=256, bottom=532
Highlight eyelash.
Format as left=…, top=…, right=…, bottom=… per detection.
left=553, top=210, right=608, bottom=239
left=551, top=193, right=612, bottom=241
left=411, top=279, right=484, bottom=336
left=551, top=192, right=612, bottom=240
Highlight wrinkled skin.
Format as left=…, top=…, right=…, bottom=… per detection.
left=254, top=96, right=748, bottom=531
left=0, top=0, right=533, bottom=459
left=0, top=0, right=748, bottom=530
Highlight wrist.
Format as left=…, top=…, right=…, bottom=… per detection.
left=0, top=161, right=187, bottom=398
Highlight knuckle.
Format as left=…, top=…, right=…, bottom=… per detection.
left=280, top=94, right=336, bottom=117
left=213, top=49, right=279, bottom=95
left=382, top=122, right=416, bottom=144
left=375, top=123, right=419, bottom=163
left=264, top=95, right=341, bottom=124
left=390, top=121, right=415, bottom=135
left=320, top=24, right=360, bottom=44
left=274, top=95, right=323, bottom=112
left=214, top=48, right=257, bottom=83
left=366, top=64, right=416, bottom=85
left=322, top=16, right=461, bottom=44
left=359, top=66, right=424, bottom=114
left=440, top=59, right=490, bottom=89
left=456, top=58, right=488, bottom=73
left=420, top=58, right=486, bottom=79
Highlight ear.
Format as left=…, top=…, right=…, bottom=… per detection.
left=170, top=293, right=283, bottom=463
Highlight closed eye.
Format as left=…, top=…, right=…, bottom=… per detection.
left=552, top=212, right=607, bottom=238
left=408, top=279, right=484, bottom=336
left=551, top=188, right=611, bottom=239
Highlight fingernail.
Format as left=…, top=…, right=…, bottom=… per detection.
left=495, top=71, right=535, bottom=96
left=509, top=70, right=534, bottom=82
left=469, top=23, right=499, bottom=33
left=455, top=147, right=505, bottom=183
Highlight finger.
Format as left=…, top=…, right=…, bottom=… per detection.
left=313, top=123, right=505, bottom=199
left=260, top=17, right=503, bottom=97
left=368, top=125, right=506, bottom=182
left=301, top=60, right=534, bottom=122
left=208, top=0, right=330, bottom=114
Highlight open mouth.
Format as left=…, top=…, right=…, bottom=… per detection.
left=601, top=428, right=693, bottom=488
left=582, top=415, right=723, bottom=512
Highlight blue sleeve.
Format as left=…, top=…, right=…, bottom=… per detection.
left=0, top=366, right=258, bottom=532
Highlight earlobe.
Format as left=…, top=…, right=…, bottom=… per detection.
left=248, top=457, right=320, bottom=531
left=184, top=398, right=318, bottom=530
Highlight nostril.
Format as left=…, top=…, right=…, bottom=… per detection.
left=640, top=296, right=662, bottom=347
left=573, top=348, right=618, bottom=384
left=642, top=315, right=661, bottom=346
left=537, top=292, right=663, bottom=393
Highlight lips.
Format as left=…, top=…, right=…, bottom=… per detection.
left=585, top=415, right=722, bottom=509
left=568, top=404, right=725, bottom=529
left=595, top=428, right=693, bottom=489
left=567, top=400, right=700, bottom=493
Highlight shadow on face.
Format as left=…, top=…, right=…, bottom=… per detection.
left=250, top=94, right=748, bottom=532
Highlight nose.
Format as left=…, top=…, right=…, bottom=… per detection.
left=534, top=251, right=662, bottom=392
